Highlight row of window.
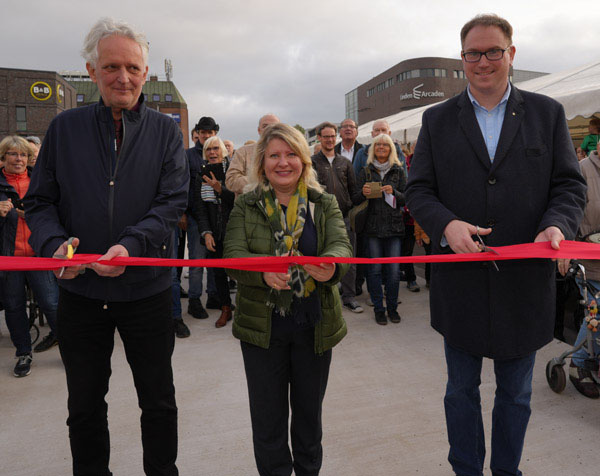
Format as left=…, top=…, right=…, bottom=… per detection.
left=366, top=68, right=466, bottom=97
left=76, top=93, right=174, bottom=103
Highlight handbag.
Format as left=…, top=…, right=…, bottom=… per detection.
left=348, top=166, right=372, bottom=233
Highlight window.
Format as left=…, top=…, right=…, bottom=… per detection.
left=76, top=94, right=85, bottom=103
left=144, top=94, right=149, bottom=102
left=453, top=70, right=465, bottom=79
left=165, top=94, right=173, bottom=102
left=16, top=106, right=26, bottom=131
left=152, top=94, right=160, bottom=102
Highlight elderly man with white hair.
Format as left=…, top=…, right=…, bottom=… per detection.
left=24, top=17, right=188, bottom=476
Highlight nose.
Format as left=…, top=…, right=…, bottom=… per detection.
left=116, top=66, right=129, bottom=83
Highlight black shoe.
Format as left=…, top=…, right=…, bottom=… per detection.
left=344, top=301, right=364, bottom=313
left=205, top=294, right=221, bottom=310
left=179, top=286, right=188, bottom=298
left=188, top=298, right=208, bottom=319
left=407, top=281, right=420, bottom=292
left=388, top=309, right=401, bottom=323
left=14, top=353, right=33, bottom=377
left=569, top=362, right=599, bottom=399
left=375, top=310, right=387, bottom=325
left=33, top=333, right=58, bottom=353
left=174, top=319, right=191, bottom=338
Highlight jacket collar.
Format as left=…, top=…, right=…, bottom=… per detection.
left=95, top=94, right=147, bottom=123
left=456, top=84, right=524, bottom=171
left=245, top=184, right=325, bottom=205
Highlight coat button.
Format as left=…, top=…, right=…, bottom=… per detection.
left=162, top=245, right=167, bottom=250
left=488, top=177, right=497, bottom=185
left=109, top=180, right=115, bottom=186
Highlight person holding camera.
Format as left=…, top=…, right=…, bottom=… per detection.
left=0, top=136, right=59, bottom=377
left=192, top=136, right=235, bottom=328
left=353, top=133, right=406, bottom=325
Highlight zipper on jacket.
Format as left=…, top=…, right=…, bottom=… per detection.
left=107, top=115, right=126, bottom=244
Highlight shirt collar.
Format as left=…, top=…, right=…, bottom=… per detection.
left=467, top=82, right=511, bottom=111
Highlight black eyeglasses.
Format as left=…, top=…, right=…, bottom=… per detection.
left=461, top=46, right=511, bottom=63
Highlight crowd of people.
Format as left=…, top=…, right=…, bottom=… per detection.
left=0, top=12, right=598, bottom=476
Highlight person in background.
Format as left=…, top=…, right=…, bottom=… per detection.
left=193, top=136, right=235, bottom=328
left=223, top=140, right=235, bottom=158
left=353, top=133, right=406, bottom=325
left=225, top=114, right=280, bottom=196
left=25, top=136, right=41, bottom=168
left=580, top=118, right=600, bottom=156
left=224, top=123, right=351, bottom=476
left=0, top=136, right=59, bottom=378
left=400, top=142, right=420, bottom=292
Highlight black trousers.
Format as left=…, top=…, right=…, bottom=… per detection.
left=241, top=320, right=332, bottom=476
left=208, top=239, right=231, bottom=306
left=57, top=287, right=178, bottom=476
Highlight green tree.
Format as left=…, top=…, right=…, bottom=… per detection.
left=293, top=124, right=306, bottom=135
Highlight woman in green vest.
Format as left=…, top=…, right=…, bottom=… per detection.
left=223, top=123, right=352, bottom=476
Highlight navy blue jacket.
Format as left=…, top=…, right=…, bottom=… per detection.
left=186, top=141, right=204, bottom=216
left=406, top=86, right=586, bottom=358
left=24, top=97, right=189, bottom=302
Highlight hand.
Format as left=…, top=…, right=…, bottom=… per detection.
left=416, top=238, right=423, bottom=247
left=53, top=237, right=84, bottom=279
left=362, top=183, right=372, bottom=197
left=534, top=226, right=564, bottom=250
left=203, top=172, right=222, bottom=194
left=263, top=271, right=291, bottom=291
left=557, top=259, right=571, bottom=276
left=381, top=185, right=393, bottom=195
left=304, top=262, right=336, bottom=282
left=0, top=200, right=13, bottom=217
left=178, top=213, right=188, bottom=231
left=443, top=220, right=491, bottom=254
left=90, top=244, right=129, bottom=277
left=204, top=233, right=216, bottom=252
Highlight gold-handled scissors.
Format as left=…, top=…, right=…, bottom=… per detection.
left=57, top=237, right=78, bottom=278
left=475, top=226, right=499, bottom=272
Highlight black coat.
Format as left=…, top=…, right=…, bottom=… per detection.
left=353, top=162, right=406, bottom=238
left=192, top=162, right=234, bottom=243
left=406, top=86, right=586, bottom=359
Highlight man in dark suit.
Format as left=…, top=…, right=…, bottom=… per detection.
left=334, top=118, right=362, bottom=163
left=406, top=14, right=586, bottom=476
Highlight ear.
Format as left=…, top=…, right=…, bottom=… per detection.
left=508, top=45, right=516, bottom=66
left=86, top=62, right=97, bottom=83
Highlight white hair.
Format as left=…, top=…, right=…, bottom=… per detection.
left=82, top=17, right=149, bottom=67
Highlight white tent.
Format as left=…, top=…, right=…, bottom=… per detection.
left=355, top=60, right=600, bottom=145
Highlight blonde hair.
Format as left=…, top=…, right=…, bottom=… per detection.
left=367, top=134, right=400, bottom=166
left=245, top=123, right=323, bottom=193
left=202, top=136, right=227, bottom=161
left=0, top=136, right=34, bottom=161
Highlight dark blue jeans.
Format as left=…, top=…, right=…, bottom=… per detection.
left=443, top=341, right=535, bottom=476
left=1, top=270, right=58, bottom=356
left=365, top=236, right=401, bottom=312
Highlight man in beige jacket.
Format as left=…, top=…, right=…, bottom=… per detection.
left=225, top=114, right=279, bottom=195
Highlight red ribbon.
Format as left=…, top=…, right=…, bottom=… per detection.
left=1, top=241, right=599, bottom=273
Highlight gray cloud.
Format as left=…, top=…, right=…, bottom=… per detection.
left=1, top=0, right=598, bottom=144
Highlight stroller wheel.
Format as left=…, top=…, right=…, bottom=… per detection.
left=546, top=360, right=566, bottom=393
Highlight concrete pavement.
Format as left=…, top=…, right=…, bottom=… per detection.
left=1, top=277, right=599, bottom=476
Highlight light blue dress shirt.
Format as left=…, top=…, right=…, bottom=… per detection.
left=467, top=83, right=511, bottom=163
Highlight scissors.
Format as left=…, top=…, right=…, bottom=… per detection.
left=475, top=226, right=499, bottom=272
left=56, top=237, right=80, bottom=278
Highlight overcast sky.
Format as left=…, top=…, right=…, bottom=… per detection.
left=1, top=0, right=598, bottom=145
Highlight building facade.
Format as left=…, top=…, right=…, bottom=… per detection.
left=63, top=72, right=190, bottom=149
left=347, top=57, right=547, bottom=125
left=0, top=67, right=77, bottom=140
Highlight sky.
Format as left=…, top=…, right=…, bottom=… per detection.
left=1, top=0, right=598, bottom=145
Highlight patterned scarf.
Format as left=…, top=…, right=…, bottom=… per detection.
left=262, top=178, right=316, bottom=314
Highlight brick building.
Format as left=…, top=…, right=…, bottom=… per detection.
left=62, top=72, right=190, bottom=148
left=0, top=67, right=77, bottom=140
left=346, top=57, right=547, bottom=125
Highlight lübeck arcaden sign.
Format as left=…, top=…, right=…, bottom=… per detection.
left=399, top=83, right=444, bottom=101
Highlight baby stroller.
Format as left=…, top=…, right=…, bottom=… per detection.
left=26, top=282, right=43, bottom=345
left=546, top=260, right=600, bottom=393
